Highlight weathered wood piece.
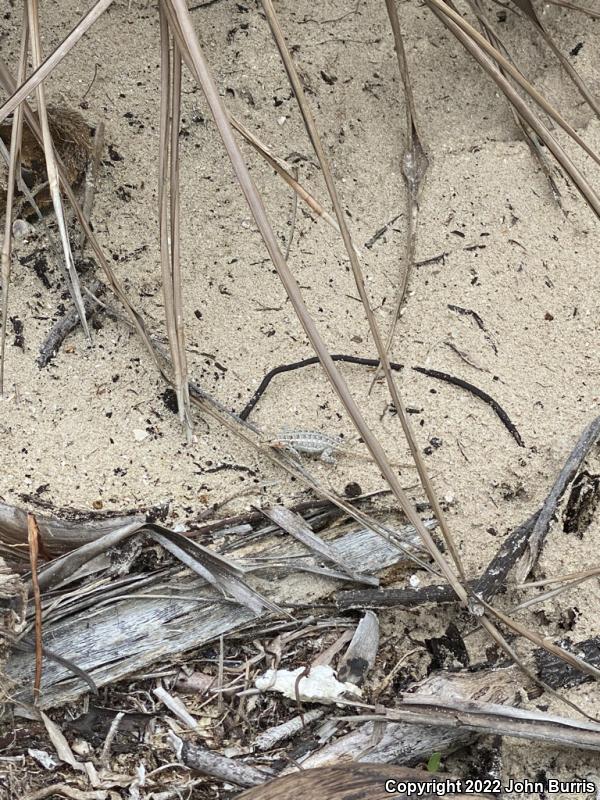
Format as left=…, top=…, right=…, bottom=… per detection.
left=5, top=521, right=419, bottom=708
left=337, top=610, right=379, bottom=685
left=298, top=670, right=518, bottom=769
left=534, top=636, right=600, bottom=689
left=517, top=414, right=600, bottom=580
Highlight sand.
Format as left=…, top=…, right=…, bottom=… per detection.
left=1, top=0, right=600, bottom=795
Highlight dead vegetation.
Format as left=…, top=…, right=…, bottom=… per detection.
left=1, top=0, right=600, bottom=797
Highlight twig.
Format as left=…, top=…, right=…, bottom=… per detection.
left=170, top=734, right=274, bottom=787
left=516, top=415, right=600, bottom=580
left=336, top=511, right=540, bottom=609
left=37, top=279, right=105, bottom=367
left=364, top=214, right=399, bottom=250
left=238, top=354, right=524, bottom=447
left=412, top=366, right=524, bottom=447
left=154, top=686, right=198, bottom=730
left=253, top=709, right=323, bottom=751
left=99, top=710, right=124, bottom=764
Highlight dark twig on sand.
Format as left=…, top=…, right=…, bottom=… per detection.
left=37, top=279, right=105, bottom=367
left=411, top=366, right=524, bottom=447
left=239, top=353, right=524, bottom=447
left=516, top=414, right=600, bottom=580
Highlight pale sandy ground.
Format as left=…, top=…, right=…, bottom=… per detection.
left=1, top=0, right=600, bottom=796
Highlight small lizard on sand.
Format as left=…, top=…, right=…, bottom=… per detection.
left=264, top=428, right=415, bottom=468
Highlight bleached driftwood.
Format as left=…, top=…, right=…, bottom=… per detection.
left=5, top=520, right=422, bottom=708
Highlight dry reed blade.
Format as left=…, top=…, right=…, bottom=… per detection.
left=260, top=0, right=466, bottom=583
left=371, top=0, right=429, bottom=387
left=0, top=12, right=28, bottom=394
left=170, top=42, right=192, bottom=440
left=425, top=0, right=600, bottom=219
left=514, top=572, right=596, bottom=610
left=512, top=0, right=600, bottom=117
left=26, top=0, right=90, bottom=342
left=0, top=0, right=115, bottom=125
left=159, top=5, right=192, bottom=441
left=230, top=115, right=360, bottom=253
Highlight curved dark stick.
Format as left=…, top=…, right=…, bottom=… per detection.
left=411, top=366, right=524, bottom=447
left=238, top=354, right=404, bottom=420
left=238, top=354, right=524, bottom=447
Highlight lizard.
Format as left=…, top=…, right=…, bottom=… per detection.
left=264, top=428, right=416, bottom=468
